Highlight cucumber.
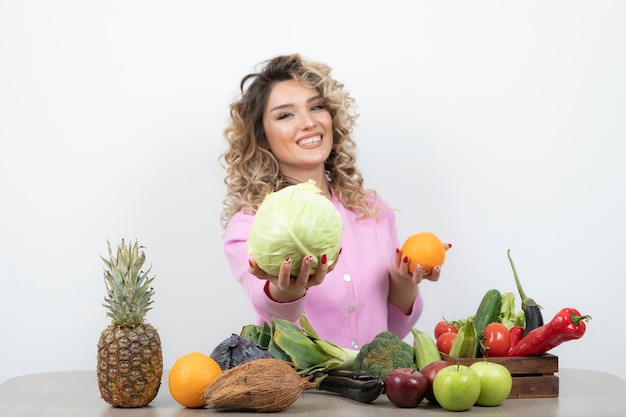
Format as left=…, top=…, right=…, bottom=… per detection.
left=473, top=288, right=502, bottom=356
left=411, top=328, right=442, bottom=370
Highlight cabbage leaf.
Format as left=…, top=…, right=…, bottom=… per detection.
left=497, top=291, right=526, bottom=330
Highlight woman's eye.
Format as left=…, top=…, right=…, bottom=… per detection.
left=311, top=103, right=326, bottom=111
left=277, top=112, right=293, bottom=120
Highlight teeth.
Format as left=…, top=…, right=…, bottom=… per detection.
left=298, top=135, right=321, bottom=146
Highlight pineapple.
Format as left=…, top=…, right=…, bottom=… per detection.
left=97, top=239, right=163, bottom=408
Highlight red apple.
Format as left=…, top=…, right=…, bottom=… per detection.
left=420, top=360, right=450, bottom=404
left=384, top=368, right=428, bottom=408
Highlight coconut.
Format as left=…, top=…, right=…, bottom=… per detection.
left=203, top=358, right=315, bottom=412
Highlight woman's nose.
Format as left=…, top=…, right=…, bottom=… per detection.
left=301, top=114, right=316, bottom=129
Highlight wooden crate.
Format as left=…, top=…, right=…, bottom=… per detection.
left=440, top=353, right=559, bottom=399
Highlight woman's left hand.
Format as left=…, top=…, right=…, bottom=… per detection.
left=389, top=243, right=452, bottom=285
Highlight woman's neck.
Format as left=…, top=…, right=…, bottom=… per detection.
left=282, top=171, right=331, bottom=199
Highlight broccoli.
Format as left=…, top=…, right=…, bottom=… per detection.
left=352, top=331, right=416, bottom=380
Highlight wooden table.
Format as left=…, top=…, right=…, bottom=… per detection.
left=1, top=368, right=625, bottom=416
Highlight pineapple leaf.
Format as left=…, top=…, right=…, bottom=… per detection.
left=101, top=239, right=155, bottom=326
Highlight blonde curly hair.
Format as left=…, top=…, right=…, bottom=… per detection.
left=219, top=53, right=380, bottom=227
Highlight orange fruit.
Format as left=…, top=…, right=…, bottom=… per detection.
left=168, top=352, right=222, bottom=408
left=400, top=232, right=446, bottom=275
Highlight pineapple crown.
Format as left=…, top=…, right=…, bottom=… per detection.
left=101, top=239, right=155, bottom=326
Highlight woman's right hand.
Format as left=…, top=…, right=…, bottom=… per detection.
left=248, top=251, right=339, bottom=302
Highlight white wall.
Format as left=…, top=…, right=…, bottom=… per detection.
left=1, top=1, right=624, bottom=383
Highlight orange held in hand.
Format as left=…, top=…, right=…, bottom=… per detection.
left=401, top=232, right=446, bottom=275
left=168, top=352, right=222, bottom=408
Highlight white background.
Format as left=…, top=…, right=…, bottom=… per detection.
left=1, top=1, right=624, bottom=383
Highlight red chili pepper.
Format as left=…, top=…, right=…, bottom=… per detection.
left=507, top=325, right=525, bottom=355
left=507, top=307, right=591, bottom=357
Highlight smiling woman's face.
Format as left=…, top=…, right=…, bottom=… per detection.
left=263, top=79, right=333, bottom=181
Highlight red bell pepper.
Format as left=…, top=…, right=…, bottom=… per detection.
left=507, top=325, right=525, bottom=355
left=507, top=307, right=591, bottom=357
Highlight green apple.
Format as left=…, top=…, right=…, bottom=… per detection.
left=469, top=361, right=512, bottom=406
left=432, top=364, right=481, bottom=411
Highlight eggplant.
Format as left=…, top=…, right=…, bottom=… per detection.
left=523, top=305, right=544, bottom=336
left=311, top=371, right=384, bottom=403
left=507, top=249, right=544, bottom=336
left=326, top=369, right=378, bottom=381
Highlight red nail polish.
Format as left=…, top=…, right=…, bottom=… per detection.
left=321, top=254, right=327, bottom=265
left=284, top=258, right=291, bottom=265
left=402, top=256, right=409, bottom=263
left=248, top=259, right=253, bottom=268
left=396, top=248, right=401, bottom=254
left=338, top=247, right=343, bottom=255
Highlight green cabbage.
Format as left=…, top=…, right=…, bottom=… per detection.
left=246, top=180, right=343, bottom=276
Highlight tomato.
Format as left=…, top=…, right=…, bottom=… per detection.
left=434, top=320, right=459, bottom=340
left=483, top=322, right=511, bottom=357
left=436, top=332, right=457, bottom=355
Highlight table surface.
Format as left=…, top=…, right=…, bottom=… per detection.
left=1, top=368, right=625, bottom=417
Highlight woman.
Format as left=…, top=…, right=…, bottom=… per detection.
left=220, top=54, right=449, bottom=349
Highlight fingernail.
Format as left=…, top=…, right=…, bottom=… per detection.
left=447, top=243, right=453, bottom=249
left=402, top=256, right=409, bottom=263
left=321, top=254, right=327, bottom=265
left=284, top=258, right=291, bottom=266
left=248, top=259, right=253, bottom=268
left=395, top=248, right=401, bottom=254
left=338, top=247, right=343, bottom=255
left=305, top=255, right=312, bottom=264
left=416, top=264, right=423, bottom=271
